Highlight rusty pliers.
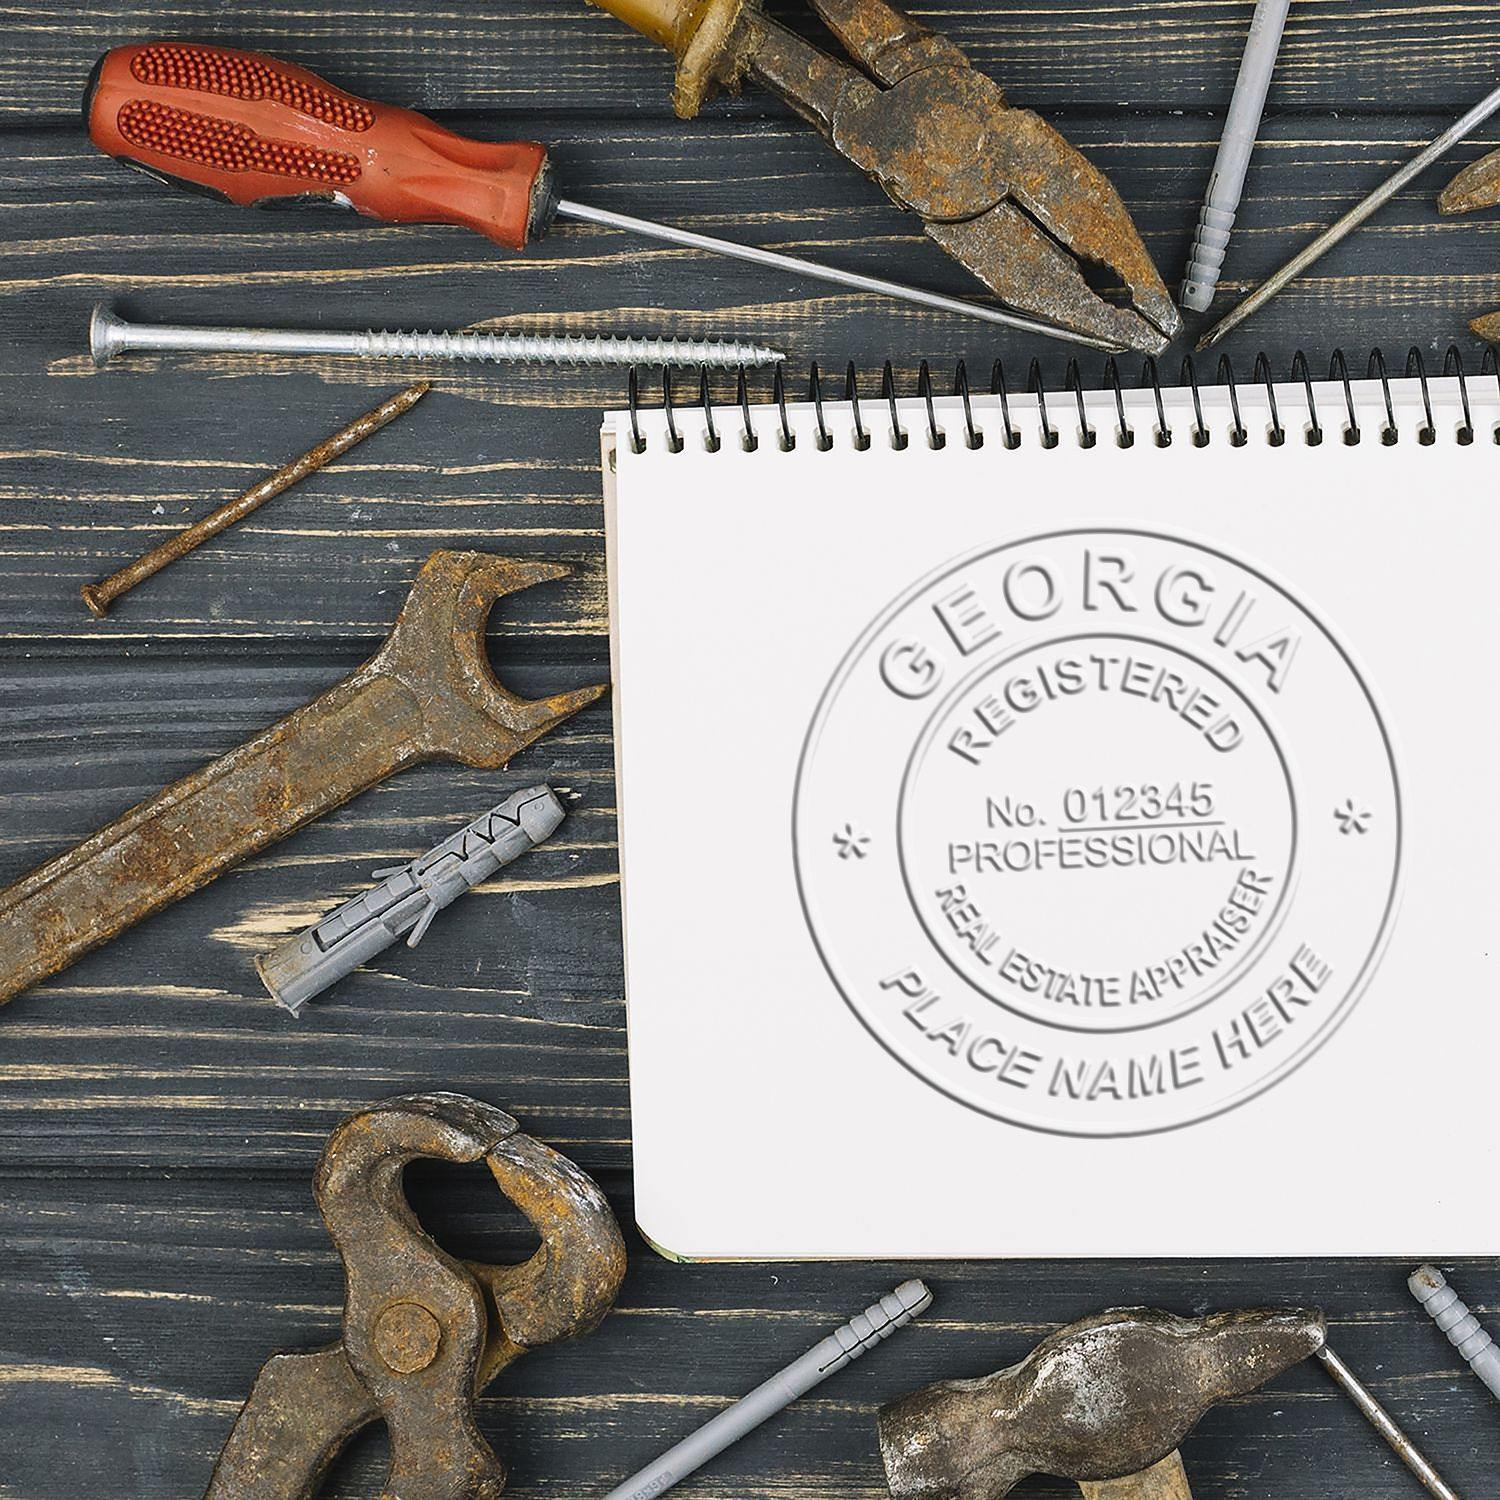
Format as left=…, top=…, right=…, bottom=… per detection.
left=1440, top=150, right=1500, bottom=341
left=203, top=1094, right=627, bottom=1500
left=590, top=0, right=1181, bottom=352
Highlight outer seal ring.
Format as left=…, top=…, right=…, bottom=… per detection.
left=793, top=528, right=1402, bottom=1137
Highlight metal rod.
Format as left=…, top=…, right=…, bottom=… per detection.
left=1198, top=79, right=1500, bottom=349
left=80, top=382, right=430, bottom=618
left=1315, top=1345, right=1462, bottom=1500
left=88, top=303, right=783, bottom=370
left=556, top=199, right=1123, bottom=353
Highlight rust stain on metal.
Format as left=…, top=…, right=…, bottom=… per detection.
left=878, top=1306, right=1326, bottom=1498
left=1440, top=149, right=1500, bottom=216
left=203, top=1092, right=627, bottom=1500
left=1440, top=149, right=1500, bottom=339
left=0, top=551, right=607, bottom=1006
left=81, top=382, right=431, bottom=618
left=1470, top=310, right=1500, bottom=342
left=590, top=0, right=1180, bottom=351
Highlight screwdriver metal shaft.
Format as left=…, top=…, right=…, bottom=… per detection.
left=1199, top=79, right=1500, bottom=348
left=555, top=199, right=1122, bottom=352
left=87, top=43, right=1121, bottom=352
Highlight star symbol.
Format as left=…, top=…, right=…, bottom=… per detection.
left=1334, top=798, right=1372, bottom=835
left=833, top=823, right=871, bottom=860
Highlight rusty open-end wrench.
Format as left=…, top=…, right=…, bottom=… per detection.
left=204, top=1092, right=627, bottom=1500
left=0, top=552, right=604, bottom=1005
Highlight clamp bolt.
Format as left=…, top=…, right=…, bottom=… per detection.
left=373, top=1301, right=443, bottom=1374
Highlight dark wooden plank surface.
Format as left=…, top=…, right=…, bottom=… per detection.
left=1, top=0, right=1497, bottom=1496
left=3, top=0, right=1500, bottom=118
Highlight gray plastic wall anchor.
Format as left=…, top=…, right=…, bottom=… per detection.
left=1409, top=1264, right=1500, bottom=1404
left=257, top=784, right=566, bottom=1016
left=600, top=1280, right=932, bottom=1500
left=1180, top=0, right=1293, bottom=313
left=1181, top=204, right=1238, bottom=313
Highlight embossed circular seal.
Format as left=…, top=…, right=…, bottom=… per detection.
left=794, top=529, right=1401, bottom=1136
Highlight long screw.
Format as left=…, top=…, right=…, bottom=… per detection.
left=1410, top=1265, right=1500, bottom=1404
left=1315, top=1345, right=1461, bottom=1500
left=89, top=304, right=782, bottom=371
left=81, top=382, right=429, bottom=617
left=1197, top=77, right=1500, bottom=349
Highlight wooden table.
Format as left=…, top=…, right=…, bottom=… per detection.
left=1, top=2, right=1496, bottom=1495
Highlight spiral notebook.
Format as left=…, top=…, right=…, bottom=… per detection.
left=602, top=357, right=1499, bottom=1260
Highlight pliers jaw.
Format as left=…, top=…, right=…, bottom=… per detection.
left=201, top=1095, right=626, bottom=1500
left=594, top=0, right=1180, bottom=352
left=1439, top=148, right=1500, bottom=341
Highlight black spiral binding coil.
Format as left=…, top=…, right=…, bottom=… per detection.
left=626, top=346, right=1495, bottom=454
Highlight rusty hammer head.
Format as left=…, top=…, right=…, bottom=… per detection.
left=878, top=1307, right=1326, bottom=1500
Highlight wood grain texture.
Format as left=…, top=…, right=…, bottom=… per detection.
left=1, top=0, right=1497, bottom=1496
left=3, top=0, right=1500, bottom=119
left=2, top=1178, right=1497, bottom=1498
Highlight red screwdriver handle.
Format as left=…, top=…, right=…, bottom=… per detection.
left=86, top=42, right=555, bottom=250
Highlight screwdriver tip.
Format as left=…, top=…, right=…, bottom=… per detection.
left=1194, top=323, right=1227, bottom=354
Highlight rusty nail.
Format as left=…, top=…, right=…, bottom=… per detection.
left=80, top=381, right=430, bottom=617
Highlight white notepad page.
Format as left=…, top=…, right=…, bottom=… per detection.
left=604, top=369, right=1498, bottom=1259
